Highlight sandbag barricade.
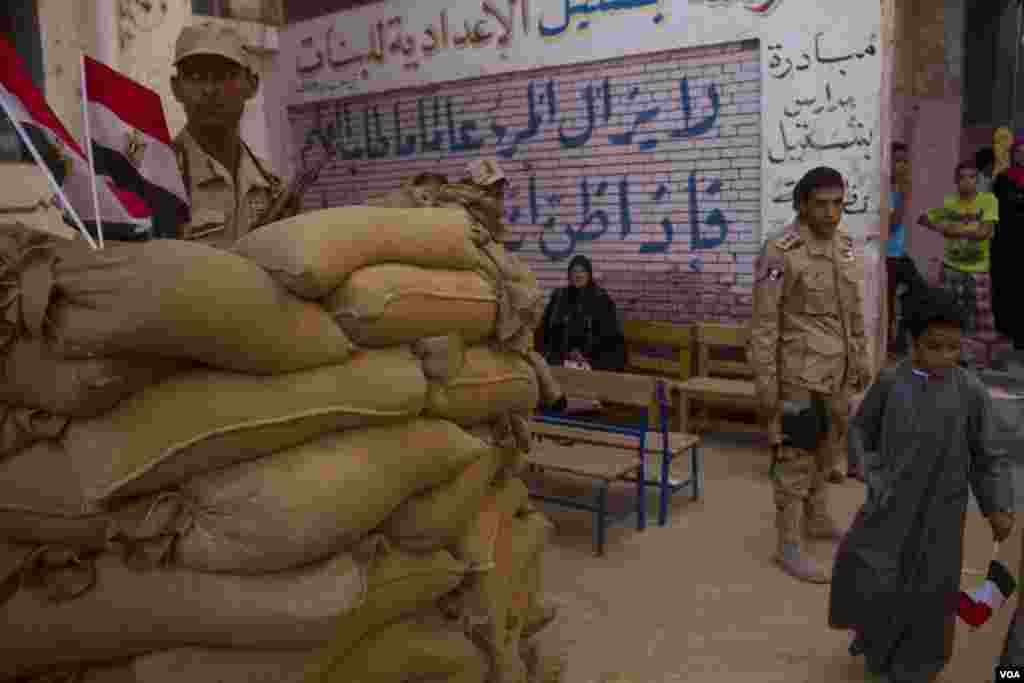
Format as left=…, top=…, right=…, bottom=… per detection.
left=0, top=209, right=561, bottom=682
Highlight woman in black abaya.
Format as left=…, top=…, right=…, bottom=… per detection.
left=992, top=138, right=1024, bottom=353
left=539, top=255, right=627, bottom=372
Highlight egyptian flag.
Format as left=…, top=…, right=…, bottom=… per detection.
left=0, top=37, right=151, bottom=244
left=82, top=55, right=189, bottom=239
left=958, top=555, right=1017, bottom=628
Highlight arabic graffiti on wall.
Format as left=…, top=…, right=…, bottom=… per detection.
left=284, top=0, right=715, bottom=104
left=300, top=76, right=722, bottom=162
left=288, top=41, right=761, bottom=323
left=761, top=28, right=881, bottom=239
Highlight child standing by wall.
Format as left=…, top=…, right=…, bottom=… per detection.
left=829, top=285, right=1015, bottom=683
left=917, top=161, right=999, bottom=367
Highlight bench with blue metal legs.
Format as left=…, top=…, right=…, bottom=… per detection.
left=527, top=368, right=703, bottom=554
left=524, top=438, right=646, bottom=556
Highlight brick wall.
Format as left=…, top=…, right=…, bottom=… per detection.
left=287, top=40, right=761, bottom=325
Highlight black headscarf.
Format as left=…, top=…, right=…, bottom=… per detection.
left=566, top=254, right=595, bottom=302
left=541, top=254, right=626, bottom=371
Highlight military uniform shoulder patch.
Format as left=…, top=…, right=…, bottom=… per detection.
left=774, top=231, right=803, bottom=251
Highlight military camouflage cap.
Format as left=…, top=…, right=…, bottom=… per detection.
left=175, top=22, right=251, bottom=70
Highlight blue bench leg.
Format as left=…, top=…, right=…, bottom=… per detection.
left=692, top=445, right=702, bottom=500
left=659, top=452, right=671, bottom=526
left=595, top=482, right=609, bottom=556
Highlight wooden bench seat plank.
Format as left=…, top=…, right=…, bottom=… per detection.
left=531, top=422, right=700, bottom=454
left=674, top=376, right=756, bottom=399
left=527, top=443, right=642, bottom=480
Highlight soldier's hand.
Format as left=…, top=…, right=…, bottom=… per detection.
left=990, top=511, right=1015, bottom=543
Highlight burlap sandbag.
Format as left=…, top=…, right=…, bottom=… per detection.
left=414, top=334, right=466, bottom=382
left=0, top=338, right=188, bottom=418
left=307, top=612, right=488, bottom=683
left=326, top=264, right=498, bottom=347
left=363, top=186, right=423, bottom=208
left=517, top=553, right=558, bottom=641
left=43, top=239, right=352, bottom=373
left=453, top=478, right=531, bottom=567
left=426, top=346, right=539, bottom=426
left=233, top=206, right=489, bottom=300
left=0, top=539, right=466, bottom=680
left=478, top=241, right=537, bottom=288
left=383, top=446, right=506, bottom=552
left=61, top=346, right=426, bottom=504
left=468, top=414, right=533, bottom=458
left=0, top=420, right=486, bottom=574
left=448, top=510, right=553, bottom=683
left=0, top=404, right=68, bottom=458
left=521, top=638, right=569, bottom=683
left=299, top=536, right=471, bottom=679
left=524, top=350, right=562, bottom=406
left=60, top=649, right=309, bottom=683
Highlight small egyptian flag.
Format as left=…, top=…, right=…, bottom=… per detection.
left=958, top=548, right=1017, bottom=628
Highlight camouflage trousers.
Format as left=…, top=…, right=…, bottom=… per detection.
left=770, top=386, right=851, bottom=546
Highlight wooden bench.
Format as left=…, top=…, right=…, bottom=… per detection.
left=622, top=320, right=693, bottom=380
left=674, top=322, right=764, bottom=435
left=621, top=320, right=694, bottom=431
left=528, top=367, right=702, bottom=556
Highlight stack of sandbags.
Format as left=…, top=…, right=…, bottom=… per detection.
left=0, top=211, right=562, bottom=683
left=233, top=206, right=564, bottom=682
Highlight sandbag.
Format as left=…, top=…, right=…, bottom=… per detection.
left=518, top=553, right=558, bottom=641
left=0, top=338, right=188, bottom=418
left=437, top=181, right=505, bottom=240
left=307, top=612, right=488, bottom=683
left=0, top=440, right=97, bottom=518
left=479, top=241, right=537, bottom=287
left=0, top=404, right=68, bottom=458
left=0, top=539, right=466, bottom=680
left=61, top=346, right=426, bottom=504
left=164, top=419, right=485, bottom=573
left=426, top=346, right=539, bottom=426
left=524, top=350, right=562, bottom=406
left=521, top=638, right=568, bottom=683
left=414, top=333, right=466, bottom=383
left=454, top=478, right=532, bottom=567
left=362, top=186, right=423, bottom=208
left=467, top=414, right=533, bottom=458
left=44, top=239, right=352, bottom=373
left=447, top=507, right=551, bottom=683
left=0, top=420, right=486, bottom=573
left=326, top=264, right=498, bottom=347
left=64, top=649, right=310, bottom=683
left=383, top=446, right=506, bottom=552
left=233, top=206, right=489, bottom=300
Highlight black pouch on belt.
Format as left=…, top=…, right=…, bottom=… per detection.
left=780, top=396, right=830, bottom=451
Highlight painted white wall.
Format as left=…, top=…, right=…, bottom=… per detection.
left=271, top=0, right=883, bottom=242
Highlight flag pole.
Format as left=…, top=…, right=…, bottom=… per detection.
left=80, top=55, right=104, bottom=249
left=0, top=94, right=98, bottom=250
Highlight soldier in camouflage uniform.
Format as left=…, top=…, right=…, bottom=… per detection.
left=750, top=166, right=871, bottom=583
left=170, top=22, right=296, bottom=247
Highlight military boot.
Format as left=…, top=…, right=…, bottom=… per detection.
left=775, top=504, right=830, bottom=583
left=775, top=541, right=830, bottom=583
left=805, top=491, right=846, bottom=542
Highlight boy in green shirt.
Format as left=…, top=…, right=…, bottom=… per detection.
left=917, top=161, right=998, bottom=356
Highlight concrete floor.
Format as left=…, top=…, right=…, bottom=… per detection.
left=528, top=431, right=1022, bottom=683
